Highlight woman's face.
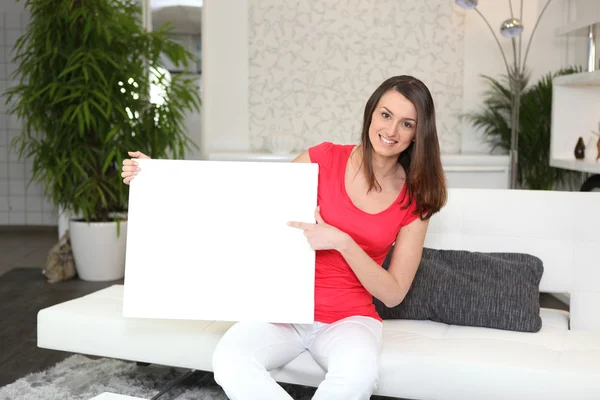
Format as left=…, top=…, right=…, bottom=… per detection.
left=368, top=90, right=418, bottom=158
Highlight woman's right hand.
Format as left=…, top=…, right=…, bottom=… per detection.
left=122, top=151, right=151, bottom=184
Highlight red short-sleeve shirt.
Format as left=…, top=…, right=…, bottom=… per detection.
left=308, top=142, right=419, bottom=323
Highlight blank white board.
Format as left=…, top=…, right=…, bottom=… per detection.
left=122, top=159, right=319, bottom=324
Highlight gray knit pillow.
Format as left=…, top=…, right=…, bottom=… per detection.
left=375, top=247, right=544, bottom=332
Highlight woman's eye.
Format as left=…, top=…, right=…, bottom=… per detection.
left=403, top=121, right=413, bottom=128
left=382, top=112, right=390, bottom=119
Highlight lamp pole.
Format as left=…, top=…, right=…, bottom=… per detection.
left=456, top=0, right=554, bottom=189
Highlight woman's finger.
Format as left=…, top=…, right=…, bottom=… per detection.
left=123, top=165, right=140, bottom=172
left=128, top=151, right=150, bottom=159
left=287, top=221, right=303, bottom=229
left=288, top=221, right=314, bottom=230
left=121, top=169, right=138, bottom=177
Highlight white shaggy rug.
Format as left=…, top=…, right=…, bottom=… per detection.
left=0, top=354, right=319, bottom=400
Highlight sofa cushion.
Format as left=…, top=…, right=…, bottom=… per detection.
left=375, top=247, right=544, bottom=332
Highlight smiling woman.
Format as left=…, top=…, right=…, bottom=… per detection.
left=208, top=75, right=447, bottom=399
left=121, top=75, right=447, bottom=399
left=121, top=75, right=446, bottom=399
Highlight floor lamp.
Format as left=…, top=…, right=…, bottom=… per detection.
left=456, top=0, right=554, bottom=189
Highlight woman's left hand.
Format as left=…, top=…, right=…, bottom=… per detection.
left=288, top=207, right=350, bottom=251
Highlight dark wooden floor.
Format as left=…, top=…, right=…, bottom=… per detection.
left=0, top=268, right=122, bottom=387
left=0, top=267, right=569, bottom=389
left=0, top=226, right=58, bottom=276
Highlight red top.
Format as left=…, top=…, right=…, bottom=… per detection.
left=308, top=142, right=419, bottom=323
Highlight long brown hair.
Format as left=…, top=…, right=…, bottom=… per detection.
left=360, top=75, right=447, bottom=220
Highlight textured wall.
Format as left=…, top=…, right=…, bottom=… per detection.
left=248, top=0, right=465, bottom=154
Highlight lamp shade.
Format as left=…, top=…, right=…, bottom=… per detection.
left=455, top=0, right=478, bottom=9
left=500, top=18, right=524, bottom=38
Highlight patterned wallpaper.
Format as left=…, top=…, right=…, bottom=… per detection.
left=248, top=0, right=465, bottom=154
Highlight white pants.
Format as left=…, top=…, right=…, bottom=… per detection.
left=212, top=316, right=383, bottom=400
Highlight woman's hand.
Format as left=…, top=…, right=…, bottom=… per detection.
left=288, top=207, right=350, bottom=251
left=122, top=151, right=150, bottom=185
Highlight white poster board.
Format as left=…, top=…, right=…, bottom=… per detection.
left=122, top=159, right=318, bottom=324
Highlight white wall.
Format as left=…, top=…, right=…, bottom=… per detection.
left=569, top=0, right=600, bottom=70
left=200, top=0, right=249, bottom=155
left=203, top=0, right=581, bottom=156
left=0, top=0, right=56, bottom=225
left=203, top=0, right=466, bottom=156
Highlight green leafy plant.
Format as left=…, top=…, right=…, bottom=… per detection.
left=5, top=0, right=201, bottom=222
left=463, top=66, right=582, bottom=190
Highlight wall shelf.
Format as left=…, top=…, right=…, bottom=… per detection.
left=550, top=156, right=600, bottom=174
left=555, top=13, right=600, bottom=36
left=550, top=72, right=600, bottom=175
left=550, top=1, right=600, bottom=177
left=553, top=70, right=600, bottom=86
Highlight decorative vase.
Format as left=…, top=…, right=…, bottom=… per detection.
left=574, top=137, right=586, bottom=160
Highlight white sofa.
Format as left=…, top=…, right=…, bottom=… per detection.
left=38, top=188, right=600, bottom=400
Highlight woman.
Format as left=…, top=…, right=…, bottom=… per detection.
left=121, top=75, right=447, bottom=399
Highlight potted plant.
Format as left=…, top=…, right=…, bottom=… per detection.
left=5, top=0, right=201, bottom=281
left=463, top=67, right=581, bottom=191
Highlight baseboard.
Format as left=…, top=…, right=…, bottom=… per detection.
left=551, top=293, right=571, bottom=306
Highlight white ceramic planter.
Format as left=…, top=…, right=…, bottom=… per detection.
left=69, top=219, right=128, bottom=281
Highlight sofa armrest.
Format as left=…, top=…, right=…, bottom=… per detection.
left=569, top=236, right=600, bottom=331
left=570, top=292, right=600, bottom=331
